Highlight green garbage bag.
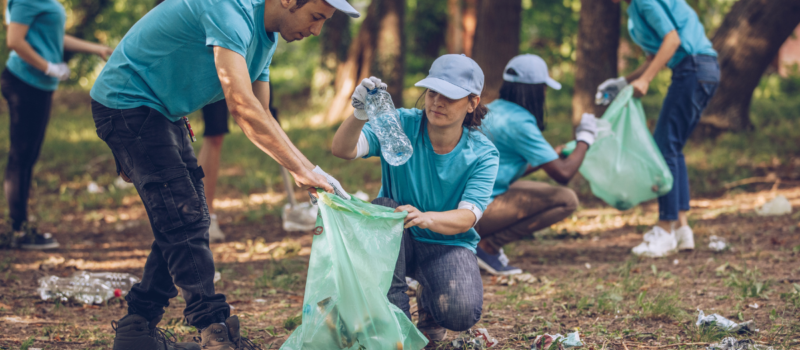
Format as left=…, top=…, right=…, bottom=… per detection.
left=280, top=191, right=428, bottom=350
left=578, top=86, right=673, bottom=210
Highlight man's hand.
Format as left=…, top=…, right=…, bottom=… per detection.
left=575, top=113, right=598, bottom=146
left=596, top=76, right=628, bottom=105
left=312, top=166, right=350, bottom=200
left=293, top=168, right=333, bottom=194
left=631, top=78, right=650, bottom=98
left=395, top=205, right=434, bottom=230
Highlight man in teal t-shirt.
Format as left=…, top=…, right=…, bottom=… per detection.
left=598, top=0, right=720, bottom=258
left=90, top=0, right=359, bottom=349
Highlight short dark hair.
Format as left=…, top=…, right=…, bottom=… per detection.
left=498, top=78, right=547, bottom=131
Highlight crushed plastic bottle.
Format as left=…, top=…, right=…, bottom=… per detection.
left=366, top=88, right=413, bottom=166
left=595, top=84, right=623, bottom=106
left=709, top=235, right=728, bottom=252
left=38, top=271, right=140, bottom=304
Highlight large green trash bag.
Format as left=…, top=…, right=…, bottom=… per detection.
left=578, top=86, right=673, bottom=210
left=280, top=191, right=428, bottom=350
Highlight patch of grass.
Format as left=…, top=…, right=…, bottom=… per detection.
left=19, top=336, right=36, bottom=350
left=635, top=291, right=687, bottom=321
left=725, top=268, right=771, bottom=300
left=283, top=313, right=302, bottom=331
left=255, top=260, right=304, bottom=291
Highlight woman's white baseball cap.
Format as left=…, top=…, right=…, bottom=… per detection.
left=502, top=54, right=561, bottom=90
left=325, top=0, right=360, bottom=18
left=415, top=54, right=484, bottom=100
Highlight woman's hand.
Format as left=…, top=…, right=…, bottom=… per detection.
left=631, top=78, right=650, bottom=98
left=395, top=205, right=435, bottom=230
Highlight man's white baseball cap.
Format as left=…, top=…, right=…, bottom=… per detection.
left=325, top=0, right=360, bottom=18
left=502, top=54, right=561, bottom=90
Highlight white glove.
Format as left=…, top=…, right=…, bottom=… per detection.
left=595, top=76, right=627, bottom=105
left=45, top=62, right=71, bottom=81
left=351, top=76, right=387, bottom=121
left=575, top=113, right=597, bottom=146
left=308, top=166, right=351, bottom=204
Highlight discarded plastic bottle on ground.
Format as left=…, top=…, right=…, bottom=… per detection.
left=366, top=89, right=413, bottom=166
left=38, top=271, right=140, bottom=304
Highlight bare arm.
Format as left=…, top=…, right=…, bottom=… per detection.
left=331, top=113, right=366, bottom=159
left=214, top=46, right=332, bottom=192
left=252, top=81, right=315, bottom=170
left=396, top=205, right=476, bottom=235
left=7, top=23, right=48, bottom=72
left=539, top=141, right=589, bottom=184
left=630, top=30, right=681, bottom=97
left=63, top=35, right=113, bottom=59
left=624, top=57, right=652, bottom=82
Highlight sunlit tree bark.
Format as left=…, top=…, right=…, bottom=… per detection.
left=700, top=0, right=800, bottom=133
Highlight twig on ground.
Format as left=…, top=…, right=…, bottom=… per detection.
left=723, top=173, right=778, bottom=189
left=627, top=342, right=711, bottom=348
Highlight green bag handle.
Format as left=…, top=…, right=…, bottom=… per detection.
left=316, top=189, right=408, bottom=219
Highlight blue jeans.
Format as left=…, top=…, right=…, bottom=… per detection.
left=653, top=55, right=720, bottom=221
left=91, top=101, right=229, bottom=329
left=372, top=198, right=483, bottom=332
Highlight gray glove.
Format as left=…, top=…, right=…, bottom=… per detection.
left=595, top=76, right=627, bottom=105
left=351, top=77, right=387, bottom=121
left=575, top=113, right=597, bottom=146
left=308, top=166, right=351, bottom=204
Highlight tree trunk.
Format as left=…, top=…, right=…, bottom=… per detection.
left=699, top=0, right=800, bottom=133
left=462, top=0, right=478, bottom=57
left=446, top=0, right=464, bottom=54
left=571, top=0, right=619, bottom=125
left=374, top=0, right=405, bottom=105
left=325, top=1, right=380, bottom=123
left=311, top=11, right=350, bottom=103
left=472, top=0, right=520, bottom=102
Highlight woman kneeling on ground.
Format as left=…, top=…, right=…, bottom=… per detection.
left=331, top=54, right=499, bottom=342
left=475, top=54, right=598, bottom=275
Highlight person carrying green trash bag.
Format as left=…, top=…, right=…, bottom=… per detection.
left=474, top=54, right=598, bottom=276
left=331, top=54, right=500, bottom=343
left=88, top=0, right=358, bottom=349
left=597, top=0, right=720, bottom=257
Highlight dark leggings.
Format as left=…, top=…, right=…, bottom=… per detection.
left=0, top=69, right=53, bottom=231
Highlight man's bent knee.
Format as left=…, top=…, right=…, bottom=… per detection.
left=557, top=187, right=579, bottom=214
left=435, top=302, right=482, bottom=332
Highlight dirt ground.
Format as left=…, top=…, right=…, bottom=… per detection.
left=1, top=185, right=799, bottom=350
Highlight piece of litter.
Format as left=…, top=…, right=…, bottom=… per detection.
left=87, top=181, right=104, bottom=194
left=114, top=177, right=134, bottom=189
left=756, top=195, right=792, bottom=216
left=709, top=235, right=728, bottom=252
left=405, top=277, right=420, bottom=292
left=584, top=263, right=591, bottom=269
left=282, top=202, right=318, bottom=232
left=452, top=328, right=498, bottom=349
left=530, top=332, right=582, bottom=349
left=254, top=299, right=267, bottom=303
left=673, top=259, right=679, bottom=266
left=748, top=303, right=759, bottom=309
left=213, top=271, right=221, bottom=284
left=495, top=273, right=538, bottom=286
left=354, top=190, right=370, bottom=201
left=696, top=310, right=757, bottom=333
left=707, top=337, right=774, bottom=350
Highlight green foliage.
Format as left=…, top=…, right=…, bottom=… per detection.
left=725, top=268, right=772, bottom=300
left=283, top=313, right=302, bottom=331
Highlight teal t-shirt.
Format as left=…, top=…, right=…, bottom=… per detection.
left=483, top=99, right=559, bottom=199
left=4, top=0, right=65, bottom=91
left=362, top=109, right=499, bottom=253
left=627, top=0, right=717, bottom=68
left=90, top=0, right=277, bottom=122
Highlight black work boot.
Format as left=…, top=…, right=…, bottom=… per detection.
left=199, top=322, right=235, bottom=350
left=112, top=314, right=200, bottom=350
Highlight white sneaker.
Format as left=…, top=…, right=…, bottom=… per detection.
left=209, top=214, right=225, bottom=243
left=632, top=226, right=677, bottom=257
left=675, top=225, right=695, bottom=251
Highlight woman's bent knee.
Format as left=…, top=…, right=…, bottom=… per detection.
left=371, top=197, right=399, bottom=209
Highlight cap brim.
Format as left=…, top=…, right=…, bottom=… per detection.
left=324, top=0, right=360, bottom=18
left=546, top=77, right=562, bottom=90
left=415, top=77, right=471, bottom=100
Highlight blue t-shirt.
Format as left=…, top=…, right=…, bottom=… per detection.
left=483, top=99, right=559, bottom=199
left=362, top=109, right=499, bottom=252
left=627, top=0, right=717, bottom=68
left=90, top=0, right=277, bottom=122
left=5, top=0, right=65, bottom=91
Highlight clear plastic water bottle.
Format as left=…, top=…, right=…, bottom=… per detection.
left=366, top=89, right=413, bottom=166
left=595, top=85, right=622, bottom=106
left=38, top=271, right=140, bottom=304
